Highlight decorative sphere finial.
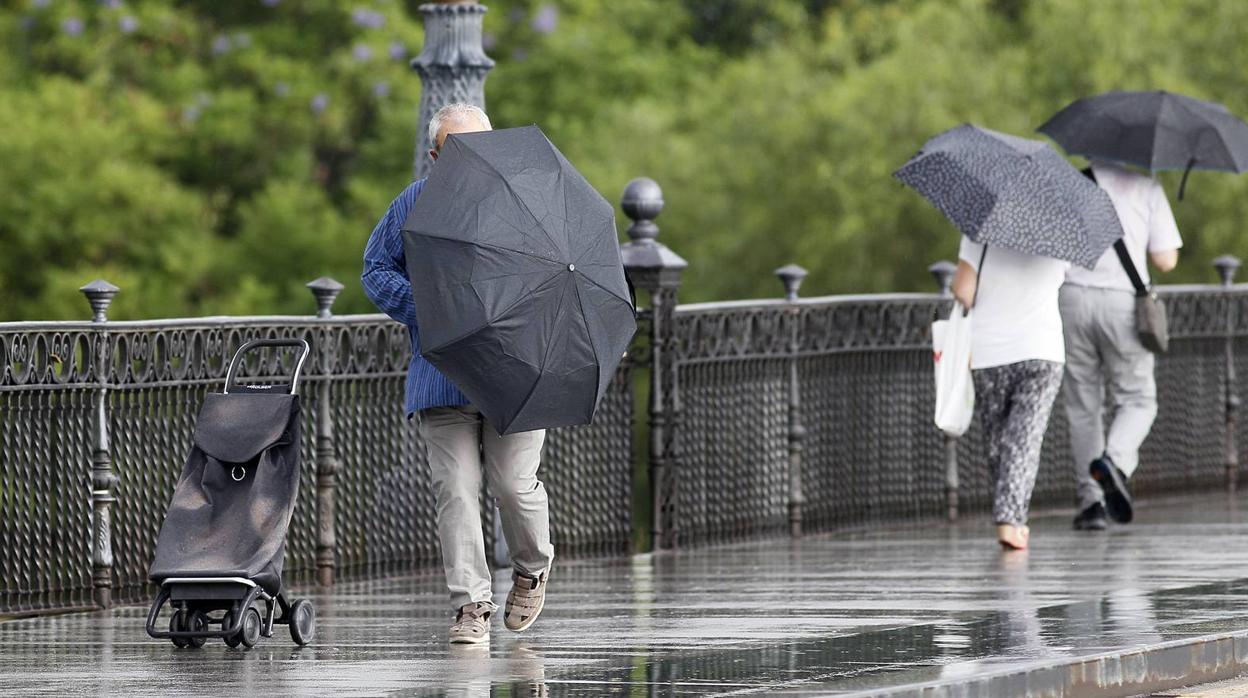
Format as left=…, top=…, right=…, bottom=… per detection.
left=621, top=177, right=664, bottom=243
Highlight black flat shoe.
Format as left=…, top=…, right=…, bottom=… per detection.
left=1090, top=457, right=1133, bottom=524
left=1072, top=502, right=1108, bottom=531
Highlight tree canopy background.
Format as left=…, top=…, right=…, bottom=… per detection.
left=1, top=0, right=1246, bottom=320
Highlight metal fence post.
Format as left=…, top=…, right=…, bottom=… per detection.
left=1214, top=256, right=1241, bottom=494
left=776, top=265, right=807, bottom=538
left=80, top=279, right=119, bottom=608
left=929, top=261, right=959, bottom=522
left=308, top=277, right=344, bottom=586
left=411, top=1, right=495, bottom=180
left=620, top=177, right=686, bottom=550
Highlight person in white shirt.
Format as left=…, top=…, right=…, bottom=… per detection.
left=1064, top=161, right=1181, bottom=531
left=953, top=239, right=1070, bottom=550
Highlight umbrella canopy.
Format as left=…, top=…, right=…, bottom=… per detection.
left=1038, top=90, right=1248, bottom=196
left=894, top=124, right=1123, bottom=269
left=402, top=125, right=636, bottom=434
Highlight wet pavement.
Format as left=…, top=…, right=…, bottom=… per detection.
left=5, top=494, right=1248, bottom=696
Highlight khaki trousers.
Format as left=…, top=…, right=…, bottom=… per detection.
left=416, top=405, right=553, bottom=610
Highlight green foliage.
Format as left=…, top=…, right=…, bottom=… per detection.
left=0, top=0, right=424, bottom=319
left=1, top=0, right=1246, bottom=320
left=493, top=0, right=1248, bottom=302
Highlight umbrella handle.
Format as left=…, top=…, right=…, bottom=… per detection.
left=1178, top=157, right=1196, bottom=201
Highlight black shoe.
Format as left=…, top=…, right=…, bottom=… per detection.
left=1072, top=502, right=1108, bottom=531
left=1090, top=456, right=1133, bottom=524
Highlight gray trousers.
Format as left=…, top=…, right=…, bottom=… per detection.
left=416, top=405, right=554, bottom=611
left=1059, top=284, right=1158, bottom=510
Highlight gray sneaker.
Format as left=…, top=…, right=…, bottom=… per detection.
left=449, top=602, right=491, bottom=644
left=504, top=570, right=548, bottom=632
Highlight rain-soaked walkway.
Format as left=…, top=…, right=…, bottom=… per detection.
left=6, top=493, right=1248, bottom=697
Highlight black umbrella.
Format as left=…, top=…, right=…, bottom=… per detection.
left=1038, top=90, right=1248, bottom=198
left=401, top=125, right=636, bottom=434
left=894, top=124, right=1123, bottom=269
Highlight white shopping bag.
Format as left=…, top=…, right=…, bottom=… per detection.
left=932, top=305, right=974, bottom=436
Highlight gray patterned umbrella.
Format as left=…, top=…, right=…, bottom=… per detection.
left=894, top=124, right=1123, bottom=269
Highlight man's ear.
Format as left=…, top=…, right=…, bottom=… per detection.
left=429, top=149, right=439, bottom=162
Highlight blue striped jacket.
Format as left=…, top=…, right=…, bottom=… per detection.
left=361, top=179, right=470, bottom=415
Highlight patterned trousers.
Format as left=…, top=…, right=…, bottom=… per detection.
left=972, top=360, right=1065, bottom=525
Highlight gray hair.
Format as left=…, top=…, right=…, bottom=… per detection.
left=427, top=103, right=492, bottom=150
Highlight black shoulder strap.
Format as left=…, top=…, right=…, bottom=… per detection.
left=1113, top=239, right=1149, bottom=297
left=964, top=244, right=987, bottom=316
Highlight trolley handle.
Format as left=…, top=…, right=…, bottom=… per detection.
left=224, top=339, right=312, bottom=395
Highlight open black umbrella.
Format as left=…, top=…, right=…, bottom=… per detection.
left=401, top=125, right=636, bottom=434
left=894, top=124, right=1123, bottom=269
left=1038, top=90, right=1248, bottom=198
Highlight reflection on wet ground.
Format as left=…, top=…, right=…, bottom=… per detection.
left=4, top=493, right=1248, bottom=696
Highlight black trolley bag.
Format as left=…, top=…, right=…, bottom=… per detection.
left=145, top=339, right=316, bottom=649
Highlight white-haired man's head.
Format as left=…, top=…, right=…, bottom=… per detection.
left=427, top=103, right=492, bottom=162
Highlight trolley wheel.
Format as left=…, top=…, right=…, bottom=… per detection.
left=169, top=609, right=190, bottom=649
left=289, top=599, right=315, bottom=646
left=222, top=610, right=242, bottom=648
left=185, top=609, right=208, bottom=649
left=240, top=607, right=262, bottom=648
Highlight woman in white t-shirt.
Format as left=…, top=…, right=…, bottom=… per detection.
left=952, top=238, right=1070, bottom=550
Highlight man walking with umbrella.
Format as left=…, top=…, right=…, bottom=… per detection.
left=1035, top=90, right=1242, bottom=529
left=1061, top=161, right=1181, bottom=530
left=361, top=103, right=553, bottom=644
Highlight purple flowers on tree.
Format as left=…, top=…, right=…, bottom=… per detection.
left=211, top=35, right=231, bottom=56
left=373, top=81, right=390, bottom=98
left=118, top=15, right=138, bottom=34
left=351, top=9, right=385, bottom=30
left=310, top=93, right=329, bottom=115
left=62, top=17, right=84, bottom=37
left=183, top=94, right=212, bottom=125
left=389, top=41, right=406, bottom=61
left=531, top=5, right=558, bottom=35
left=352, top=44, right=373, bottom=62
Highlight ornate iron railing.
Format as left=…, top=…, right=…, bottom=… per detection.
left=2, top=176, right=1244, bottom=616
left=654, top=280, right=1248, bottom=548
left=0, top=297, right=633, bottom=614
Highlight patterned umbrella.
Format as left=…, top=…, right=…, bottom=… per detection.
left=894, top=124, right=1123, bottom=269
left=1038, top=90, right=1248, bottom=198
